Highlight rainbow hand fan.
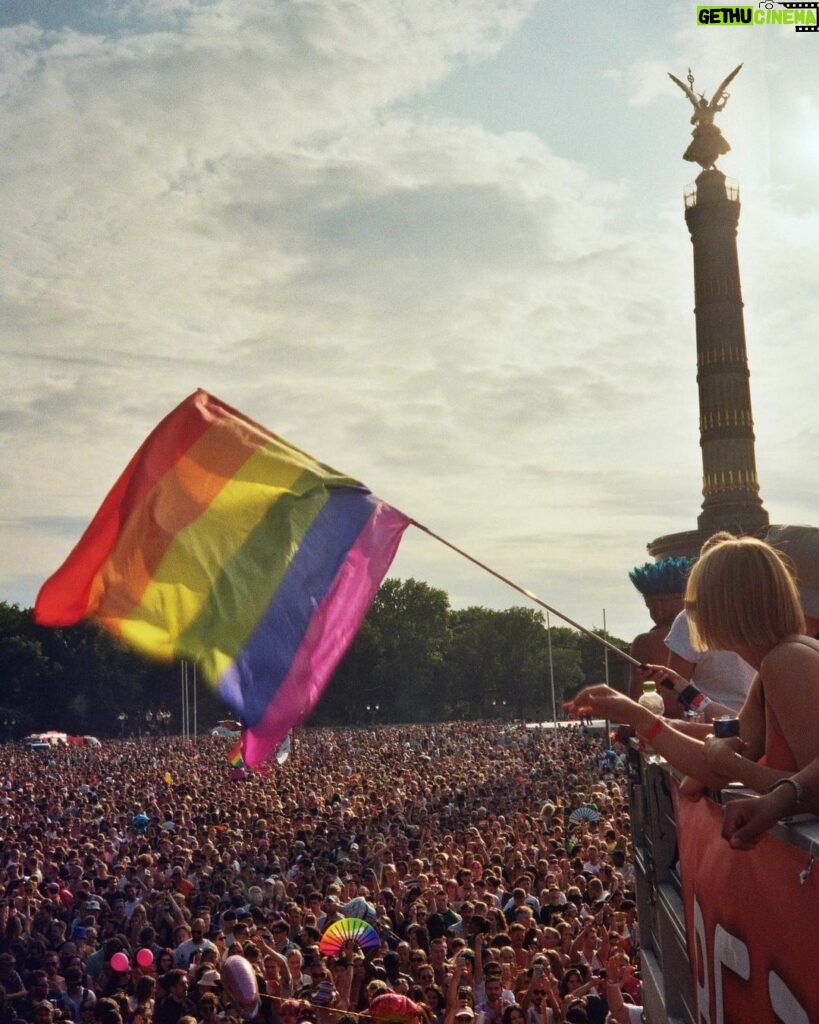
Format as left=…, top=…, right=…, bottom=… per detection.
left=320, top=917, right=380, bottom=956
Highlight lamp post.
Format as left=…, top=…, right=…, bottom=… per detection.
left=365, top=704, right=380, bottom=726
left=2, top=715, right=16, bottom=741
left=157, top=709, right=171, bottom=735
left=145, top=710, right=154, bottom=735
left=117, top=711, right=128, bottom=737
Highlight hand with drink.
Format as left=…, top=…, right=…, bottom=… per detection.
left=563, top=684, right=654, bottom=731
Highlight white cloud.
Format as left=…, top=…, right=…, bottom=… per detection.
left=0, top=0, right=815, bottom=651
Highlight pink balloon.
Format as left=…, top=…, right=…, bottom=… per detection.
left=221, top=954, right=259, bottom=1012
left=136, top=948, right=154, bottom=969
left=110, top=952, right=130, bottom=973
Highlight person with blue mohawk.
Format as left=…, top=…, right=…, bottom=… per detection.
left=627, top=557, right=693, bottom=716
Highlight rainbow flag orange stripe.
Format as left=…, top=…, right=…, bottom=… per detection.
left=35, top=390, right=410, bottom=767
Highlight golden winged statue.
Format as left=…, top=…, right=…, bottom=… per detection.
left=668, top=64, right=743, bottom=169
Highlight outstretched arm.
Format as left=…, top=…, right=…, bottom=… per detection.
left=564, top=685, right=737, bottom=790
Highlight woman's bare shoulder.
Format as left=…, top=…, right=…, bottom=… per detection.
left=762, top=635, right=819, bottom=678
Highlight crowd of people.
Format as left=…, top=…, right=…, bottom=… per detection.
left=0, top=722, right=641, bottom=1024
left=6, top=529, right=817, bottom=1024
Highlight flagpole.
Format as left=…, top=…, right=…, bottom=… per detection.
left=603, top=608, right=611, bottom=742
left=412, top=521, right=641, bottom=667
left=546, top=611, right=557, bottom=729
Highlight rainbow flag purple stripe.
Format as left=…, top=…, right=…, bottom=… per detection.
left=35, top=390, right=411, bottom=767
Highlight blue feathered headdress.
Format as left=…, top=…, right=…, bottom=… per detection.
left=629, top=557, right=693, bottom=597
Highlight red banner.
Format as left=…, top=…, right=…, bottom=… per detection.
left=674, top=784, right=818, bottom=1023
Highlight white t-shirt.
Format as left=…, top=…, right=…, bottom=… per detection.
left=665, top=611, right=755, bottom=713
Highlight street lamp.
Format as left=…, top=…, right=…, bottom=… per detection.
left=2, top=715, right=16, bottom=741
left=145, top=710, right=154, bottom=734
left=117, top=711, right=128, bottom=737
left=365, top=704, right=380, bottom=725
left=157, top=709, right=171, bottom=735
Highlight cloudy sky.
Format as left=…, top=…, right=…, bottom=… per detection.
left=2, top=0, right=817, bottom=653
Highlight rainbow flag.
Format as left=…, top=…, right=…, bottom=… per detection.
left=35, top=390, right=411, bottom=767
left=227, top=739, right=245, bottom=769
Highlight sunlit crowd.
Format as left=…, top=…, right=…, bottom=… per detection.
left=0, top=723, right=640, bottom=1024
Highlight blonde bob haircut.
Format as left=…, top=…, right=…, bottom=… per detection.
left=685, top=536, right=805, bottom=652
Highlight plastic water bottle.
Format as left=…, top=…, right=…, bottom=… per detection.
left=638, top=681, right=664, bottom=715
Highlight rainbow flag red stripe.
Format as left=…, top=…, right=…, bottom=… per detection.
left=35, top=390, right=411, bottom=767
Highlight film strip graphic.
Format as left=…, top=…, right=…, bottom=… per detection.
left=779, top=2, right=819, bottom=31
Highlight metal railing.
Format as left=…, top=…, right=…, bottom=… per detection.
left=626, top=745, right=819, bottom=1023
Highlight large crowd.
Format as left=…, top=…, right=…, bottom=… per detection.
left=0, top=723, right=640, bottom=1024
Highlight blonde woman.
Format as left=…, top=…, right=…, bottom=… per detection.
left=566, top=536, right=819, bottom=793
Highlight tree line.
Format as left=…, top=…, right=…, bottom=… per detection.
left=0, top=579, right=629, bottom=738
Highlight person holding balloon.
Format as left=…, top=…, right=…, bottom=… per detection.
left=102, top=954, right=132, bottom=1001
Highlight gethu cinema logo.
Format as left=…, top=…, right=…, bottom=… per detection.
left=697, top=4, right=818, bottom=28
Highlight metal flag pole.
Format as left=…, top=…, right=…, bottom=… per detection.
left=603, top=608, right=611, bottom=742
left=546, top=611, right=558, bottom=727
left=181, top=661, right=189, bottom=742
left=546, top=611, right=559, bottom=750
left=193, top=662, right=198, bottom=743
left=412, top=521, right=641, bottom=668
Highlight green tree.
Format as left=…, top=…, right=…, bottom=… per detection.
left=315, top=578, right=450, bottom=724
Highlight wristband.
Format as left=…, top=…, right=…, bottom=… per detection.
left=768, top=776, right=803, bottom=810
left=679, top=684, right=711, bottom=713
left=678, top=683, right=702, bottom=708
left=639, top=718, right=665, bottom=744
